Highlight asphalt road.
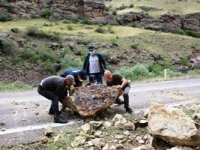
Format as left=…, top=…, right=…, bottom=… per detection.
left=0, top=79, right=200, bottom=147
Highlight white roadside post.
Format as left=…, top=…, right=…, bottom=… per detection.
left=164, top=69, right=167, bottom=80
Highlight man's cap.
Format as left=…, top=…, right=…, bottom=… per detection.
left=78, top=70, right=87, bottom=81
left=88, top=45, right=95, bottom=51
left=65, top=75, right=75, bottom=85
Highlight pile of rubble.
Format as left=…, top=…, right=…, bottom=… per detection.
left=50, top=102, right=200, bottom=150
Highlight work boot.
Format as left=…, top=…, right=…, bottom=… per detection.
left=54, top=115, right=68, bottom=123
left=48, top=107, right=55, bottom=115
left=115, top=98, right=124, bottom=105
left=126, top=107, right=133, bottom=114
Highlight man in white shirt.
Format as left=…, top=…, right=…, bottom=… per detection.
left=83, top=45, right=107, bottom=84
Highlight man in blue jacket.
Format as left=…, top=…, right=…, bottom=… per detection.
left=83, top=45, right=107, bottom=84
left=60, top=69, right=86, bottom=87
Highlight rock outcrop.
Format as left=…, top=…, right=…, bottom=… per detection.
left=0, top=0, right=106, bottom=20
left=62, top=84, right=119, bottom=117
left=148, top=103, right=200, bottom=147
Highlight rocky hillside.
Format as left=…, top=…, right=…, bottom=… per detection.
left=0, top=0, right=106, bottom=20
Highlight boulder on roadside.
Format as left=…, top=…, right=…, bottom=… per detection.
left=62, top=84, right=120, bottom=117
left=148, top=103, right=200, bottom=147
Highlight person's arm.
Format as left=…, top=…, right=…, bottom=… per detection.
left=83, top=54, right=89, bottom=71
left=119, top=77, right=128, bottom=89
left=99, top=54, right=107, bottom=69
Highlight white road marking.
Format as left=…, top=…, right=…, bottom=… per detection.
left=0, top=121, right=78, bottom=136
left=131, top=83, right=200, bottom=92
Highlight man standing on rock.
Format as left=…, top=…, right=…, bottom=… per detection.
left=60, top=69, right=86, bottom=87
left=104, top=70, right=133, bottom=113
left=83, top=45, right=107, bottom=84
left=37, top=75, right=75, bottom=123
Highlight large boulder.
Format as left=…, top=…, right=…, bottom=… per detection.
left=63, top=84, right=119, bottom=117
left=148, top=103, right=200, bottom=147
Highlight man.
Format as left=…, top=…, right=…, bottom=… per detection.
left=60, top=69, right=86, bottom=87
left=104, top=70, right=133, bottom=113
left=83, top=45, right=107, bottom=84
left=37, top=75, right=75, bottom=123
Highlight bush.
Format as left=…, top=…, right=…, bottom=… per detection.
left=95, top=27, right=106, bottom=33
left=107, top=25, right=115, bottom=34
left=112, top=9, right=117, bottom=15
left=81, top=19, right=92, bottom=25
left=61, top=50, right=82, bottom=70
left=66, top=25, right=73, bottom=31
left=0, top=11, right=11, bottom=22
left=120, top=64, right=151, bottom=81
left=148, top=62, right=163, bottom=75
left=39, top=51, right=54, bottom=62
left=26, top=27, right=60, bottom=41
left=184, top=30, right=200, bottom=38
left=0, top=38, right=15, bottom=55
left=130, top=43, right=139, bottom=49
left=41, top=9, right=52, bottom=19
left=19, top=48, right=39, bottom=63
left=180, top=57, right=190, bottom=66
left=43, top=59, right=54, bottom=72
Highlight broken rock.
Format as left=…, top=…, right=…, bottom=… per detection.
left=148, top=103, right=200, bottom=147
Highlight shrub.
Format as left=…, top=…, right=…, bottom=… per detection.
left=184, top=30, right=200, bottom=38
left=0, top=81, right=33, bottom=92
left=19, top=48, right=39, bottom=63
left=112, top=9, right=117, bottom=15
left=43, top=59, right=54, bottom=72
left=67, top=25, right=73, bottom=31
left=107, top=25, right=115, bottom=34
left=81, top=19, right=92, bottom=25
left=130, top=43, right=139, bottom=49
left=0, top=38, right=15, bottom=55
left=120, top=64, right=151, bottom=81
left=95, top=27, right=106, bottom=33
left=148, top=62, right=163, bottom=75
left=26, top=27, right=60, bottom=41
left=61, top=52, right=82, bottom=70
left=180, top=57, right=190, bottom=66
left=41, top=9, right=52, bottom=19
left=0, top=11, right=11, bottom=22
left=39, top=51, right=54, bottom=62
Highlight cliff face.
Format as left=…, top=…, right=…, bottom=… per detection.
left=0, top=0, right=106, bottom=19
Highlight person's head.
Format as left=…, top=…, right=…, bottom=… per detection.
left=78, top=70, right=87, bottom=82
left=88, top=45, right=96, bottom=56
left=64, top=75, right=75, bottom=86
left=104, top=70, right=112, bottom=81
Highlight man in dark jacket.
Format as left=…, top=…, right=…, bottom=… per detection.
left=60, top=69, right=86, bottom=87
left=104, top=70, right=133, bottom=113
left=37, top=75, right=75, bottom=123
left=83, top=45, right=106, bottom=84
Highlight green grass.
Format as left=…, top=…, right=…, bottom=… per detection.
left=0, top=81, right=33, bottom=92
left=105, top=0, right=200, bottom=16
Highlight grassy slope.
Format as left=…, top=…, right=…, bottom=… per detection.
left=106, top=0, right=200, bottom=16
left=0, top=19, right=200, bottom=86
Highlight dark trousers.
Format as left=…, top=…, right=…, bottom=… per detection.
left=123, top=94, right=129, bottom=109
left=89, top=74, right=103, bottom=84
left=37, top=85, right=60, bottom=115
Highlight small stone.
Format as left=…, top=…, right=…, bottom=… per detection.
left=132, top=144, right=155, bottom=150
left=124, top=122, right=135, bottom=130
left=39, top=137, right=48, bottom=144
left=91, top=138, right=103, bottom=149
left=104, top=121, right=112, bottom=128
left=114, top=134, right=124, bottom=139
left=87, top=141, right=93, bottom=146
left=94, top=131, right=103, bottom=137
left=71, top=136, right=86, bottom=147
left=35, top=112, right=39, bottom=115
left=124, top=131, right=130, bottom=136
left=136, top=136, right=145, bottom=144
left=81, top=123, right=91, bottom=133
left=89, top=121, right=103, bottom=128
left=112, top=114, right=123, bottom=122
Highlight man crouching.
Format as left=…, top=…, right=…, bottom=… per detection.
left=38, top=75, right=75, bottom=123
left=104, top=70, right=133, bottom=113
